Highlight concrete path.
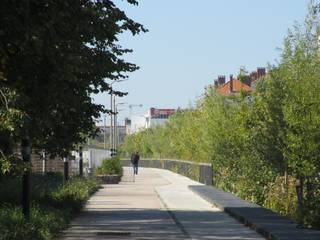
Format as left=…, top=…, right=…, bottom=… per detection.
left=59, top=167, right=264, bottom=240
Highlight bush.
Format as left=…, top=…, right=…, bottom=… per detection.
left=48, top=177, right=99, bottom=214
left=0, top=173, right=63, bottom=205
left=0, top=175, right=99, bottom=240
left=95, top=157, right=123, bottom=176
left=0, top=205, right=66, bottom=240
left=264, top=176, right=298, bottom=220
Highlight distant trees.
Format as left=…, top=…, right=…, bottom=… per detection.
left=121, top=1, right=320, bottom=227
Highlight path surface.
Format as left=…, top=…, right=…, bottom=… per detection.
left=60, top=167, right=264, bottom=240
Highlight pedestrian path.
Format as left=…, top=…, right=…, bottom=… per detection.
left=155, top=169, right=264, bottom=239
left=59, top=167, right=264, bottom=239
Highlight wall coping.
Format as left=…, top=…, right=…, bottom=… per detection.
left=121, top=158, right=212, bottom=167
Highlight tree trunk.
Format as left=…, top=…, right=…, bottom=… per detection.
left=63, top=157, right=69, bottom=182
left=21, top=134, right=31, bottom=221
left=79, top=146, right=83, bottom=177
left=295, top=177, right=304, bottom=225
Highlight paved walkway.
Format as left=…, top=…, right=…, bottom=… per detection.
left=60, top=167, right=264, bottom=240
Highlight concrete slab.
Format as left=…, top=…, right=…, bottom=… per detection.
left=59, top=167, right=264, bottom=240
left=154, top=168, right=264, bottom=240
left=189, top=184, right=320, bottom=240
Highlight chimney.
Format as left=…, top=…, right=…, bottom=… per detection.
left=229, top=75, right=233, bottom=93
left=214, top=80, right=218, bottom=88
left=250, top=71, right=258, bottom=83
left=218, top=75, right=226, bottom=85
left=257, top=67, right=266, bottom=78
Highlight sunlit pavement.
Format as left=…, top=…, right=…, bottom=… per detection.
left=59, top=167, right=264, bottom=240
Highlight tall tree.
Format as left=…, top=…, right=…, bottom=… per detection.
left=0, top=0, right=146, bottom=163
left=0, top=0, right=146, bottom=218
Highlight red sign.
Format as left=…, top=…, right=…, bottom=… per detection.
left=150, top=108, right=175, bottom=118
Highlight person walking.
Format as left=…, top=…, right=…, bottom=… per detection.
left=132, top=151, right=140, bottom=175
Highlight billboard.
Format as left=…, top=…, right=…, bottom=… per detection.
left=150, top=108, right=175, bottom=119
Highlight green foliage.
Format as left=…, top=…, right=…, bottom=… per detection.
left=0, top=205, right=65, bottom=240
left=48, top=176, right=99, bottom=214
left=0, top=88, right=25, bottom=174
left=265, top=176, right=298, bottom=220
left=0, top=174, right=99, bottom=239
left=0, top=0, right=146, bottom=172
left=121, top=1, right=320, bottom=227
left=95, top=157, right=123, bottom=176
left=0, top=173, right=63, bottom=205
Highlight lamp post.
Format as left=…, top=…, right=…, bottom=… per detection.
left=108, top=79, right=128, bottom=156
left=103, top=115, right=106, bottom=149
left=114, top=103, right=127, bottom=149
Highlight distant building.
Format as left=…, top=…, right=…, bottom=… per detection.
left=128, top=108, right=176, bottom=134
left=212, top=67, right=266, bottom=96
left=217, top=75, right=253, bottom=96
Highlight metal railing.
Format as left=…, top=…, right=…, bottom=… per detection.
left=121, top=158, right=213, bottom=185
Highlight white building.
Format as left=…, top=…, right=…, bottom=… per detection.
left=128, top=108, right=175, bottom=134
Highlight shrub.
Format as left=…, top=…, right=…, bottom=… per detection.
left=95, top=157, right=123, bottom=176
left=264, top=176, right=298, bottom=220
left=48, top=176, right=99, bottom=214
left=0, top=173, right=63, bottom=205
left=0, top=175, right=99, bottom=240
left=0, top=205, right=66, bottom=240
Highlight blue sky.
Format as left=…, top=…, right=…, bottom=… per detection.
left=94, top=0, right=310, bottom=124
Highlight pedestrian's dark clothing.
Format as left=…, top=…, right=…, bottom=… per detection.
left=132, top=153, right=140, bottom=175
left=133, top=154, right=140, bottom=164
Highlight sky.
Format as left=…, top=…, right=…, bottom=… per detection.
left=93, top=0, right=310, bottom=124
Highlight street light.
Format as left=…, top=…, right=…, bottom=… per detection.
left=108, top=80, right=128, bottom=156
left=114, top=102, right=127, bottom=149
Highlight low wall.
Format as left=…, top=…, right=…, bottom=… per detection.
left=121, top=159, right=213, bottom=185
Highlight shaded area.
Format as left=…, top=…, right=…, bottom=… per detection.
left=61, top=208, right=266, bottom=240
left=60, top=209, right=187, bottom=240
left=189, top=185, right=320, bottom=240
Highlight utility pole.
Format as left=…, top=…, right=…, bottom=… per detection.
left=108, top=80, right=128, bottom=156
left=110, top=90, right=114, bottom=156
left=113, top=94, right=117, bottom=155
left=103, top=115, right=106, bottom=149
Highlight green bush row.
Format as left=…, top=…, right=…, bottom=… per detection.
left=0, top=173, right=63, bottom=205
left=95, top=156, right=123, bottom=176
left=0, top=174, right=99, bottom=240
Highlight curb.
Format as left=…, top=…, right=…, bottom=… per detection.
left=189, top=185, right=320, bottom=240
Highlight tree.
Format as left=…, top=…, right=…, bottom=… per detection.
left=0, top=0, right=146, bottom=218
left=1, top=0, right=146, bottom=156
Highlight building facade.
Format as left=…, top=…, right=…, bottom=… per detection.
left=128, top=108, right=176, bottom=134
